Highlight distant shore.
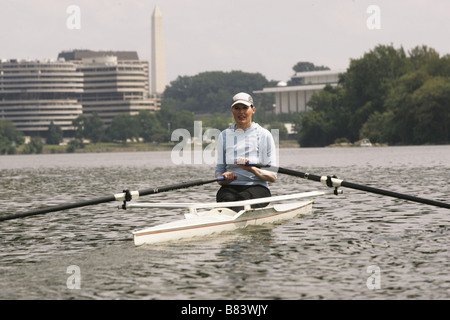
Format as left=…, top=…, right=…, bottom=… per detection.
left=43, top=140, right=301, bottom=154
left=40, top=142, right=176, bottom=154
left=4, top=141, right=448, bottom=156
left=9, top=140, right=396, bottom=155
left=31, top=140, right=300, bottom=154
left=29, top=140, right=299, bottom=154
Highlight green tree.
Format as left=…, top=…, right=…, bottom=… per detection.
left=359, top=110, right=395, bottom=143
left=410, top=77, right=450, bottom=144
left=298, top=111, right=330, bottom=147
left=381, top=70, right=429, bottom=144
left=298, top=85, right=348, bottom=147
left=288, top=62, right=331, bottom=86
left=340, top=44, right=410, bottom=140
left=23, top=137, right=43, bottom=154
left=162, top=71, right=271, bottom=114
left=137, top=110, right=167, bottom=142
left=72, top=115, right=88, bottom=146
left=107, top=114, right=140, bottom=144
left=268, top=122, right=288, bottom=140
left=46, top=121, right=63, bottom=145
left=85, top=113, right=105, bottom=143
left=0, top=120, right=24, bottom=154
left=408, top=45, right=441, bottom=75
left=157, top=107, right=195, bottom=137
left=378, top=68, right=450, bottom=145
left=203, top=114, right=233, bottom=131
left=72, top=114, right=105, bottom=144
left=292, top=61, right=330, bottom=73
left=297, top=44, right=449, bottom=146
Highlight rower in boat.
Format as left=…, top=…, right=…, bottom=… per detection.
left=215, top=92, right=278, bottom=212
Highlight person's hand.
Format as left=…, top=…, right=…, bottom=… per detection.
left=236, top=158, right=276, bottom=183
left=218, top=172, right=238, bottom=185
left=236, top=158, right=254, bottom=172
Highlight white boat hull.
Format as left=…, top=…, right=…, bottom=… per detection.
left=132, top=200, right=313, bottom=246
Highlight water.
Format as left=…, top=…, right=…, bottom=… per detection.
left=0, top=146, right=449, bottom=300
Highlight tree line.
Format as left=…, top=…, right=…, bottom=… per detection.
left=162, top=70, right=277, bottom=114
left=69, top=108, right=198, bottom=149
left=0, top=107, right=289, bottom=154
left=2, top=44, right=448, bottom=154
left=162, top=47, right=449, bottom=146
left=298, top=44, right=450, bottom=147
left=71, top=110, right=289, bottom=146
left=0, top=108, right=196, bottom=154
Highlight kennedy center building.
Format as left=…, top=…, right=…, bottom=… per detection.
left=254, top=70, right=344, bottom=114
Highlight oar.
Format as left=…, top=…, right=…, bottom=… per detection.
left=0, top=177, right=225, bottom=222
left=249, top=163, right=450, bottom=209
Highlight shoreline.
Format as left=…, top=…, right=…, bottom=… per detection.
left=13, top=140, right=303, bottom=155
left=5, top=141, right=448, bottom=156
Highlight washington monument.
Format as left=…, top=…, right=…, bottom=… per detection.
left=151, top=4, right=167, bottom=96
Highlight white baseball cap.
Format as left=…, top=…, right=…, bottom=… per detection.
left=231, top=92, right=254, bottom=108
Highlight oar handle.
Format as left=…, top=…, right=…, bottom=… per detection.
left=247, top=162, right=324, bottom=182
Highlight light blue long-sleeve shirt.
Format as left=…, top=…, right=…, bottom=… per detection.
left=215, top=122, right=278, bottom=188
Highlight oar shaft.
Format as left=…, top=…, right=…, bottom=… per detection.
left=138, top=178, right=220, bottom=197
left=0, top=177, right=224, bottom=222
left=277, top=167, right=322, bottom=183
left=340, top=180, right=450, bottom=209
left=0, top=195, right=116, bottom=222
left=251, top=163, right=450, bottom=209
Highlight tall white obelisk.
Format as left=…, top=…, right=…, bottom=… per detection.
left=151, top=4, right=167, bottom=96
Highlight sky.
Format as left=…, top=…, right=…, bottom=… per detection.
left=1, top=0, right=449, bottom=84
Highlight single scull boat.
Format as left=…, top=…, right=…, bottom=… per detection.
left=129, top=190, right=340, bottom=246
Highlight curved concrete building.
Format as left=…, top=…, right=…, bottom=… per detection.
left=0, top=60, right=83, bottom=135
left=78, top=56, right=158, bottom=124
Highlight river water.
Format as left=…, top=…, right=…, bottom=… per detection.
left=0, top=146, right=448, bottom=300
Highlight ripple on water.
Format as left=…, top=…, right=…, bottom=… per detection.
left=0, top=147, right=449, bottom=299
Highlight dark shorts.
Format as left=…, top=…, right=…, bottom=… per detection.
left=216, top=184, right=271, bottom=212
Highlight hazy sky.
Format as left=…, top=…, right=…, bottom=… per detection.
left=1, top=0, right=449, bottom=83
